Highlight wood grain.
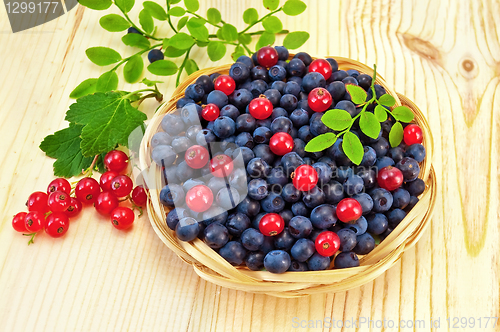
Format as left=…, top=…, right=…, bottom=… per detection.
left=0, top=0, right=499, bottom=331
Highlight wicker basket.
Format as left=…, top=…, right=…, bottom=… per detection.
left=138, top=56, right=437, bottom=298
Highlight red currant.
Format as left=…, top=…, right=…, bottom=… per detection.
left=95, top=192, right=119, bottom=215
left=315, top=231, right=340, bottom=257
left=256, top=46, right=279, bottom=67
left=259, top=213, right=284, bottom=236
left=132, top=185, right=148, bottom=206
left=104, top=150, right=129, bottom=173
left=47, top=178, right=71, bottom=195
left=110, top=175, right=133, bottom=197
left=110, top=207, right=135, bottom=230
left=26, top=191, right=49, bottom=213
left=75, top=178, right=101, bottom=204
left=292, top=165, right=318, bottom=191
left=308, top=59, right=333, bottom=80
left=269, top=132, right=294, bottom=156
left=248, top=96, right=273, bottom=120
left=377, top=166, right=404, bottom=191
left=308, top=87, right=333, bottom=113
left=214, top=75, right=236, bottom=95
left=185, top=185, right=213, bottom=213
left=45, top=212, right=69, bottom=238
left=47, top=191, right=70, bottom=212
left=336, top=198, right=362, bottom=223
left=24, top=211, right=45, bottom=232
left=185, top=145, right=209, bottom=169
left=100, top=171, right=118, bottom=191
left=403, top=124, right=423, bottom=145
left=210, top=154, right=234, bottom=177
left=12, top=212, right=28, bottom=232
left=64, top=198, right=83, bottom=218
left=201, top=103, right=220, bottom=121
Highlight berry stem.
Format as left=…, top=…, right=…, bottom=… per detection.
left=23, top=232, right=37, bottom=245
left=176, top=46, right=194, bottom=86
left=110, top=43, right=163, bottom=73
left=82, top=155, right=99, bottom=177
left=187, top=11, right=223, bottom=28
left=165, top=2, right=179, bottom=34
left=113, top=2, right=162, bottom=41
left=240, top=8, right=283, bottom=34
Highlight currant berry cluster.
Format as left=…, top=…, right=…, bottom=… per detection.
left=12, top=150, right=147, bottom=243
left=150, top=46, right=427, bottom=273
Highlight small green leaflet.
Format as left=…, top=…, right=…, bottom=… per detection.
left=238, top=33, right=252, bottom=45
left=262, top=16, right=283, bottom=33
left=141, top=78, right=163, bottom=86
left=177, top=16, right=188, bottom=30
left=263, top=0, right=280, bottom=11
left=322, top=109, right=352, bottom=131
left=187, top=17, right=205, bottom=27
left=304, top=133, right=337, bottom=152
left=143, top=1, right=168, bottom=20
left=184, top=0, right=199, bottom=12
left=39, top=124, right=95, bottom=178
left=168, top=6, right=186, bottom=16
left=99, top=14, right=130, bottom=32
left=359, top=112, right=381, bottom=139
left=70, top=78, right=98, bottom=99
left=123, top=55, right=144, bottom=83
left=231, top=46, right=246, bottom=61
left=86, top=47, right=121, bottom=66
left=167, top=32, right=195, bottom=49
left=283, top=0, right=307, bottom=16
left=220, top=24, right=238, bottom=42
left=187, top=19, right=209, bottom=41
left=164, top=46, right=187, bottom=58
left=207, top=8, right=221, bottom=24
left=115, top=0, right=134, bottom=13
left=256, top=32, right=275, bottom=51
left=168, top=0, right=181, bottom=4
left=342, top=131, right=364, bottom=165
left=374, top=105, right=388, bottom=122
left=65, top=92, right=147, bottom=157
left=139, top=9, right=154, bottom=33
left=283, top=31, right=309, bottom=49
left=243, top=8, right=258, bottom=24
left=346, top=84, right=367, bottom=105
left=207, top=41, right=226, bottom=61
left=185, top=59, right=199, bottom=75
left=391, top=106, right=414, bottom=122
left=121, top=33, right=151, bottom=49
left=378, top=94, right=395, bottom=107
left=389, top=121, right=404, bottom=147
left=96, top=71, right=119, bottom=92
left=78, top=0, right=112, bottom=10
left=147, top=60, right=178, bottom=76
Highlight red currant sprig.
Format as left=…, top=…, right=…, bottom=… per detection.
left=45, top=212, right=70, bottom=238
left=104, top=150, right=129, bottom=173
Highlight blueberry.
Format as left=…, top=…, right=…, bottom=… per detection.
left=287, top=58, right=306, bottom=77
left=342, top=76, right=358, bottom=85
left=229, top=89, right=253, bottom=110
left=184, top=84, right=205, bottom=102
left=343, top=174, right=364, bottom=196
left=160, top=184, right=184, bottom=207
left=171, top=136, right=192, bottom=154
left=185, top=125, right=202, bottom=143
left=247, top=178, right=268, bottom=200
left=351, top=193, right=372, bottom=217
left=268, top=65, right=287, bottom=81
left=356, top=168, right=377, bottom=189
left=405, top=178, right=425, bottom=196
left=281, top=183, right=302, bottom=203
left=336, top=228, right=357, bottom=251
left=195, top=129, right=215, bottom=145
left=272, top=228, right=295, bottom=251
left=356, top=74, right=372, bottom=90
left=274, top=46, right=289, bottom=60
left=151, top=145, right=176, bottom=167
left=246, top=157, right=270, bottom=179
left=344, top=216, right=368, bottom=235
left=166, top=207, right=191, bottom=230
left=293, top=52, right=313, bottom=66
left=326, top=81, right=346, bottom=101
left=279, top=94, right=298, bottom=112
left=331, top=139, right=353, bottom=166
left=233, top=147, right=255, bottom=165
left=279, top=210, right=293, bottom=225
left=359, top=146, right=377, bottom=167
left=370, top=137, right=389, bottom=158
left=289, top=215, right=314, bottom=239
left=237, top=196, right=261, bottom=217
left=406, top=196, right=419, bottom=210
left=212, top=116, right=236, bottom=139
left=267, top=167, right=288, bottom=188
left=387, top=147, right=405, bottom=163
left=352, top=233, right=374, bottom=255
left=250, top=66, right=269, bottom=81
left=290, top=238, right=315, bottom=262
left=302, top=186, right=325, bottom=208
left=310, top=113, right=331, bottom=137
left=298, top=126, right=313, bottom=142
left=163, top=165, right=179, bottom=184
left=229, top=62, right=250, bottom=82
left=366, top=213, right=388, bottom=235
left=334, top=252, right=359, bottom=268
left=176, top=97, right=196, bottom=109
left=252, top=127, right=271, bottom=145
left=203, top=222, right=229, bottom=249
left=291, top=202, right=310, bottom=216
left=234, top=132, right=254, bottom=149
left=236, top=55, right=254, bottom=69
left=292, top=138, right=306, bottom=157
left=240, top=228, right=264, bottom=251
left=233, top=115, right=256, bottom=134
left=206, top=177, right=224, bottom=196
left=202, top=206, right=228, bottom=226
left=250, top=80, right=268, bottom=97
left=396, top=157, right=420, bottom=182
left=176, top=161, right=196, bottom=182
left=183, top=178, right=204, bottom=192
left=220, top=104, right=239, bottom=121
left=264, top=250, right=291, bottom=273
left=288, top=260, right=309, bottom=271
left=334, top=100, right=358, bottom=117
left=148, top=49, right=164, bottom=63
left=375, top=156, right=395, bottom=170
left=245, top=251, right=265, bottom=270
left=218, top=241, right=247, bottom=265
left=207, top=90, right=228, bottom=109
left=175, top=217, right=200, bottom=241
left=331, top=70, right=348, bottom=82
left=335, top=166, right=353, bottom=183
left=308, top=253, right=331, bottom=271
left=284, top=81, right=301, bottom=97
left=311, top=162, right=332, bottom=186
left=161, top=113, right=184, bottom=135
left=271, top=81, right=286, bottom=94
left=322, top=181, right=345, bottom=204
left=226, top=213, right=251, bottom=237
left=216, top=187, right=240, bottom=210
left=370, top=188, right=393, bottom=213
left=261, top=193, right=285, bottom=213
left=405, top=144, right=426, bottom=162
left=387, top=208, right=407, bottom=228
left=269, top=116, right=293, bottom=135
left=391, top=188, right=411, bottom=209
left=151, top=132, right=173, bottom=148
left=289, top=109, right=309, bottom=127
left=302, top=72, right=326, bottom=93
left=252, top=144, right=274, bottom=165
left=325, top=58, right=339, bottom=72
left=264, top=89, right=282, bottom=107
left=309, top=204, right=337, bottom=229
left=127, top=27, right=141, bottom=34
left=194, top=74, right=214, bottom=93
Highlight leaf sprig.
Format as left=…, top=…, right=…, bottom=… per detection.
left=304, top=65, right=415, bottom=165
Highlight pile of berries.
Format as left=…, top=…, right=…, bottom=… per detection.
left=150, top=46, right=427, bottom=273
left=12, top=150, right=147, bottom=243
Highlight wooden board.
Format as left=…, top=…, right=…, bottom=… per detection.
left=0, top=0, right=499, bottom=331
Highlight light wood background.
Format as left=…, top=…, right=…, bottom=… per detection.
left=1, top=0, right=499, bottom=331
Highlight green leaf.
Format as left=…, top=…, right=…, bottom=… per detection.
left=163, top=46, right=187, bottom=57
left=123, top=55, right=144, bottom=83
left=391, top=106, right=414, bottom=122
left=283, top=0, right=307, bottom=15
left=207, top=8, right=221, bottom=24
left=256, top=32, right=275, bottom=51
left=39, top=124, right=95, bottom=178
left=196, top=40, right=209, bottom=47
left=96, top=71, right=119, bottom=92
left=187, top=19, right=209, bottom=41
left=99, top=14, right=130, bottom=32
left=185, top=59, right=199, bottom=75
left=243, top=8, right=258, bottom=24
left=121, top=33, right=151, bottom=49
left=359, top=112, right=381, bottom=139
left=374, top=105, right=388, bottom=122
left=141, top=78, right=163, bottom=86
left=282, top=31, right=309, bottom=49
left=65, top=92, right=147, bottom=156
left=70, top=78, right=98, bottom=99
left=263, top=0, right=280, bottom=10
left=389, top=121, right=404, bottom=147
left=143, top=1, right=168, bottom=20
left=322, top=109, right=352, bottom=131
left=238, top=33, right=252, bottom=45
left=177, top=16, right=189, bottom=30
left=147, top=60, right=178, bottom=76
left=167, top=32, right=195, bottom=49
left=231, top=46, right=246, bottom=61
left=168, top=6, right=186, bottom=16
left=342, top=132, right=364, bottom=165
left=207, top=41, right=226, bottom=61
left=139, top=9, right=154, bottom=33
left=346, top=84, right=367, bottom=105
left=168, top=0, right=181, bottom=4
left=304, top=133, right=337, bottom=152
left=78, top=0, right=112, bottom=10
left=184, top=0, right=199, bottom=12
left=220, top=24, right=238, bottom=41
left=187, top=17, right=205, bottom=27
left=378, top=94, right=395, bottom=107
left=262, top=16, right=283, bottom=33
left=86, top=47, right=121, bottom=66
left=115, top=0, right=134, bottom=13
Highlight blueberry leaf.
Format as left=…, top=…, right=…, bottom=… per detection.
left=115, top=0, right=134, bottom=13
left=122, top=33, right=150, bottom=49
left=304, top=133, right=337, bottom=153
left=143, top=1, right=168, bottom=21
left=345, top=84, right=367, bottom=105
left=374, top=105, right=388, bottom=122
left=184, top=0, right=200, bottom=12
left=78, top=0, right=112, bottom=10
left=231, top=46, right=246, bottom=61
left=138, top=9, right=154, bottom=33
left=255, top=32, right=276, bottom=51
left=378, top=94, right=395, bottom=107
left=187, top=19, right=209, bottom=41
left=263, top=0, right=280, bottom=11
left=389, top=121, right=404, bottom=147
left=185, top=59, right=199, bottom=75
left=70, top=78, right=98, bottom=99
left=177, top=16, right=189, bottom=30
left=207, top=41, right=226, bottom=61
left=96, top=71, right=119, bottom=92
left=342, top=131, right=364, bottom=165
left=220, top=24, right=238, bottom=42
left=243, top=8, right=259, bottom=24
left=207, top=8, right=222, bottom=24
left=238, top=33, right=252, bottom=45
left=321, top=109, right=352, bottom=131
left=262, top=16, right=283, bottom=33
left=147, top=60, right=178, bottom=76
left=86, top=47, right=122, bottom=66
left=282, top=31, right=309, bottom=49
left=167, top=32, right=195, bottom=49
left=123, top=55, right=144, bottom=83
left=141, top=78, right=163, bottom=87
left=99, top=14, right=130, bottom=32
left=164, top=46, right=187, bottom=58
left=168, top=6, right=186, bottom=17
left=167, top=0, right=181, bottom=4
left=283, top=0, right=307, bottom=16
left=359, top=111, right=381, bottom=139
left=391, top=106, right=414, bottom=123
